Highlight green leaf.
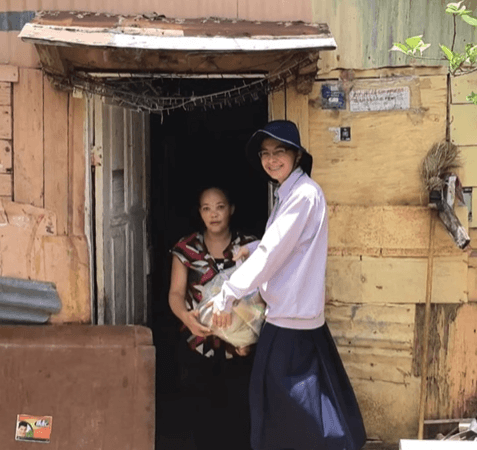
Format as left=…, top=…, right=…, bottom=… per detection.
left=446, top=1, right=464, bottom=14
left=465, top=44, right=477, bottom=63
left=465, top=91, right=477, bottom=105
left=461, top=14, right=477, bottom=27
left=440, top=44, right=454, bottom=60
left=405, top=35, right=424, bottom=50
left=390, top=43, right=411, bottom=54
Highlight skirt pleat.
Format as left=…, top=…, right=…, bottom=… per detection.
left=250, top=322, right=367, bottom=450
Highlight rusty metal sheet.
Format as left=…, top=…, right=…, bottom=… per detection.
left=30, top=11, right=332, bottom=38
left=0, top=325, right=155, bottom=450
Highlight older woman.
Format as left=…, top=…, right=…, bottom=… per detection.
left=169, top=186, right=257, bottom=450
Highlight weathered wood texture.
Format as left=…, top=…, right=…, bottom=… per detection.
left=268, top=89, right=286, bottom=121
left=309, top=74, right=447, bottom=205
left=468, top=229, right=477, bottom=301
left=450, top=104, right=477, bottom=147
left=327, top=302, right=420, bottom=441
left=327, top=255, right=468, bottom=305
left=7, top=68, right=90, bottom=322
left=451, top=71, right=477, bottom=104
left=0, top=139, right=12, bottom=174
left=458, top=146, right=477, bottom=188
left=44, top=77, right=69, bottom=235
left=13, top=68, right=44, bottom=207
left=328, top=205, right=468, bottom=257
left=0, top=65, right=19, bottom=83
left=0, top=82, right=11, bottom=105
left=69, top=97, right=86, bottom=236
left=0, top=199, right=90, bottom=323
left=286, top=85, right=309, bottom=150
left=0, top=106, right=12, bottom=139
left=0, top=173, right=12, bottom=197
left=414, top=303, right=477, bottom=420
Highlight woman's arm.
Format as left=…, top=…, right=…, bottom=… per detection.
left=214, top=194, right=319, bottom=313
left=168, top=255, right=211, bottom=337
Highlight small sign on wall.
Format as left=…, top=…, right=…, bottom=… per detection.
left=15, top=414, right=52, bottom=443
left=349, top=86, right=410, bottom=112
left=321, top=84, right=346, bottom=110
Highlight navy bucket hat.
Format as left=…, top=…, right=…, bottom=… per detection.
left=245, top=120, right=313, bottom=177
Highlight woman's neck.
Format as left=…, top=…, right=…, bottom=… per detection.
left=203, top=229, right=232, bottom=258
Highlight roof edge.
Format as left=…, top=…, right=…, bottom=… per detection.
left=19, top=22, right=337, bottom=52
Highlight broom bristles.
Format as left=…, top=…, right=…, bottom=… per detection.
left=421, top=141, right=461, bottom=193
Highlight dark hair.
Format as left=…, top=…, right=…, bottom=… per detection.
left=198, top=186, right=234, bottom=208
left=18, top=421, right=30, bottom=429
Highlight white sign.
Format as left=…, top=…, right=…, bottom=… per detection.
left=349, top=86, right=410, bottom=112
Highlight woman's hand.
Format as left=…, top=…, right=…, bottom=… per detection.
left=212, top=302, right=232, bottom=329
left=182, top=310, right=212, bottom=337
left=232, top=246, right=250, bottom=262
left=236, top=345, right=251, bottom=357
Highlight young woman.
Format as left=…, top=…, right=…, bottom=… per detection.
left=212, top=120, right=367, bottom=450
left=168, top=186, right=257, bottom=450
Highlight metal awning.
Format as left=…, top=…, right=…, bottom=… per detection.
left=18, top=11, right=336, bottom=94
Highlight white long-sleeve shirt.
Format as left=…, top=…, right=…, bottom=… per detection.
left=213, top=167, right=328, bottom=330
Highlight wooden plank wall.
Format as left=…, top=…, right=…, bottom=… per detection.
left=0, top=65, right=90, bottom=323
left=0, top=68, right=15, bottom=201
left=283, top=66, right=475, bottom=442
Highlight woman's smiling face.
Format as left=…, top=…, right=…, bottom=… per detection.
left=259, top=137, right=298, bottom=185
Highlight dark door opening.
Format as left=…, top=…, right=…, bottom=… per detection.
left=149, top=79, right=268, bottom=447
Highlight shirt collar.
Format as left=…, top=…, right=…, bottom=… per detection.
left=275, top=167, right=304, bottom=202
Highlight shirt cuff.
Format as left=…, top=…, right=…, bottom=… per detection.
left=212, top=291, right=233, bottom=313
left=246, top=240, right=260, bottom=254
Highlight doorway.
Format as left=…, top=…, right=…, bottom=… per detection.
left=148, top=78, right=269, bottom=447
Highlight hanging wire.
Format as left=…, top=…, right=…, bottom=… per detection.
left=44, top=52, right=314, bottom=114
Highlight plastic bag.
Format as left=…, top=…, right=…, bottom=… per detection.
left=197, top=266, right=266, bottom=348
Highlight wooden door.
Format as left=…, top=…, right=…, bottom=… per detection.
left=92, top=96, right=151, bottom=325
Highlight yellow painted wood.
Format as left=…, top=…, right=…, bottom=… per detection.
left=268, top=89, right=286, bottom=121
left=0, top=140, right=12, bottom=174
left=329, top=205, right=468, bottom=256
left=458, top=146, right=477, bottom=188
left=0, top=106, right=12, bottom=140
left=326, top=302, right=415, bottom=351
left=351, top=378, right=421, bottom=441
left=319, top=67, right=448, bottom=81
left=451, top=71, right=477, bottom=104
left=0, top=82, right=11, bottom=106
left=326, top=255, right=468, bottom=304
left=286, top=86, right=309, bottom=150
left=450, top=104, right=477, bottom=146
left=309, top=75, right=447, bottom=205
left=326, top=302, right=420, bottom=442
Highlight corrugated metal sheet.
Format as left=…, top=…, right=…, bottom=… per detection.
left=0, top=11, right=36, bottom=31
left=313, top=0, right=477, bottom=72
left=0, top=277, right=61, bottom=323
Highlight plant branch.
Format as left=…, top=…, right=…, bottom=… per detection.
left=452, top=15, right=457, bottom=51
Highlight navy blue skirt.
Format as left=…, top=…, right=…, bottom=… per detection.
left=250, top=322, right=366, bottom=450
